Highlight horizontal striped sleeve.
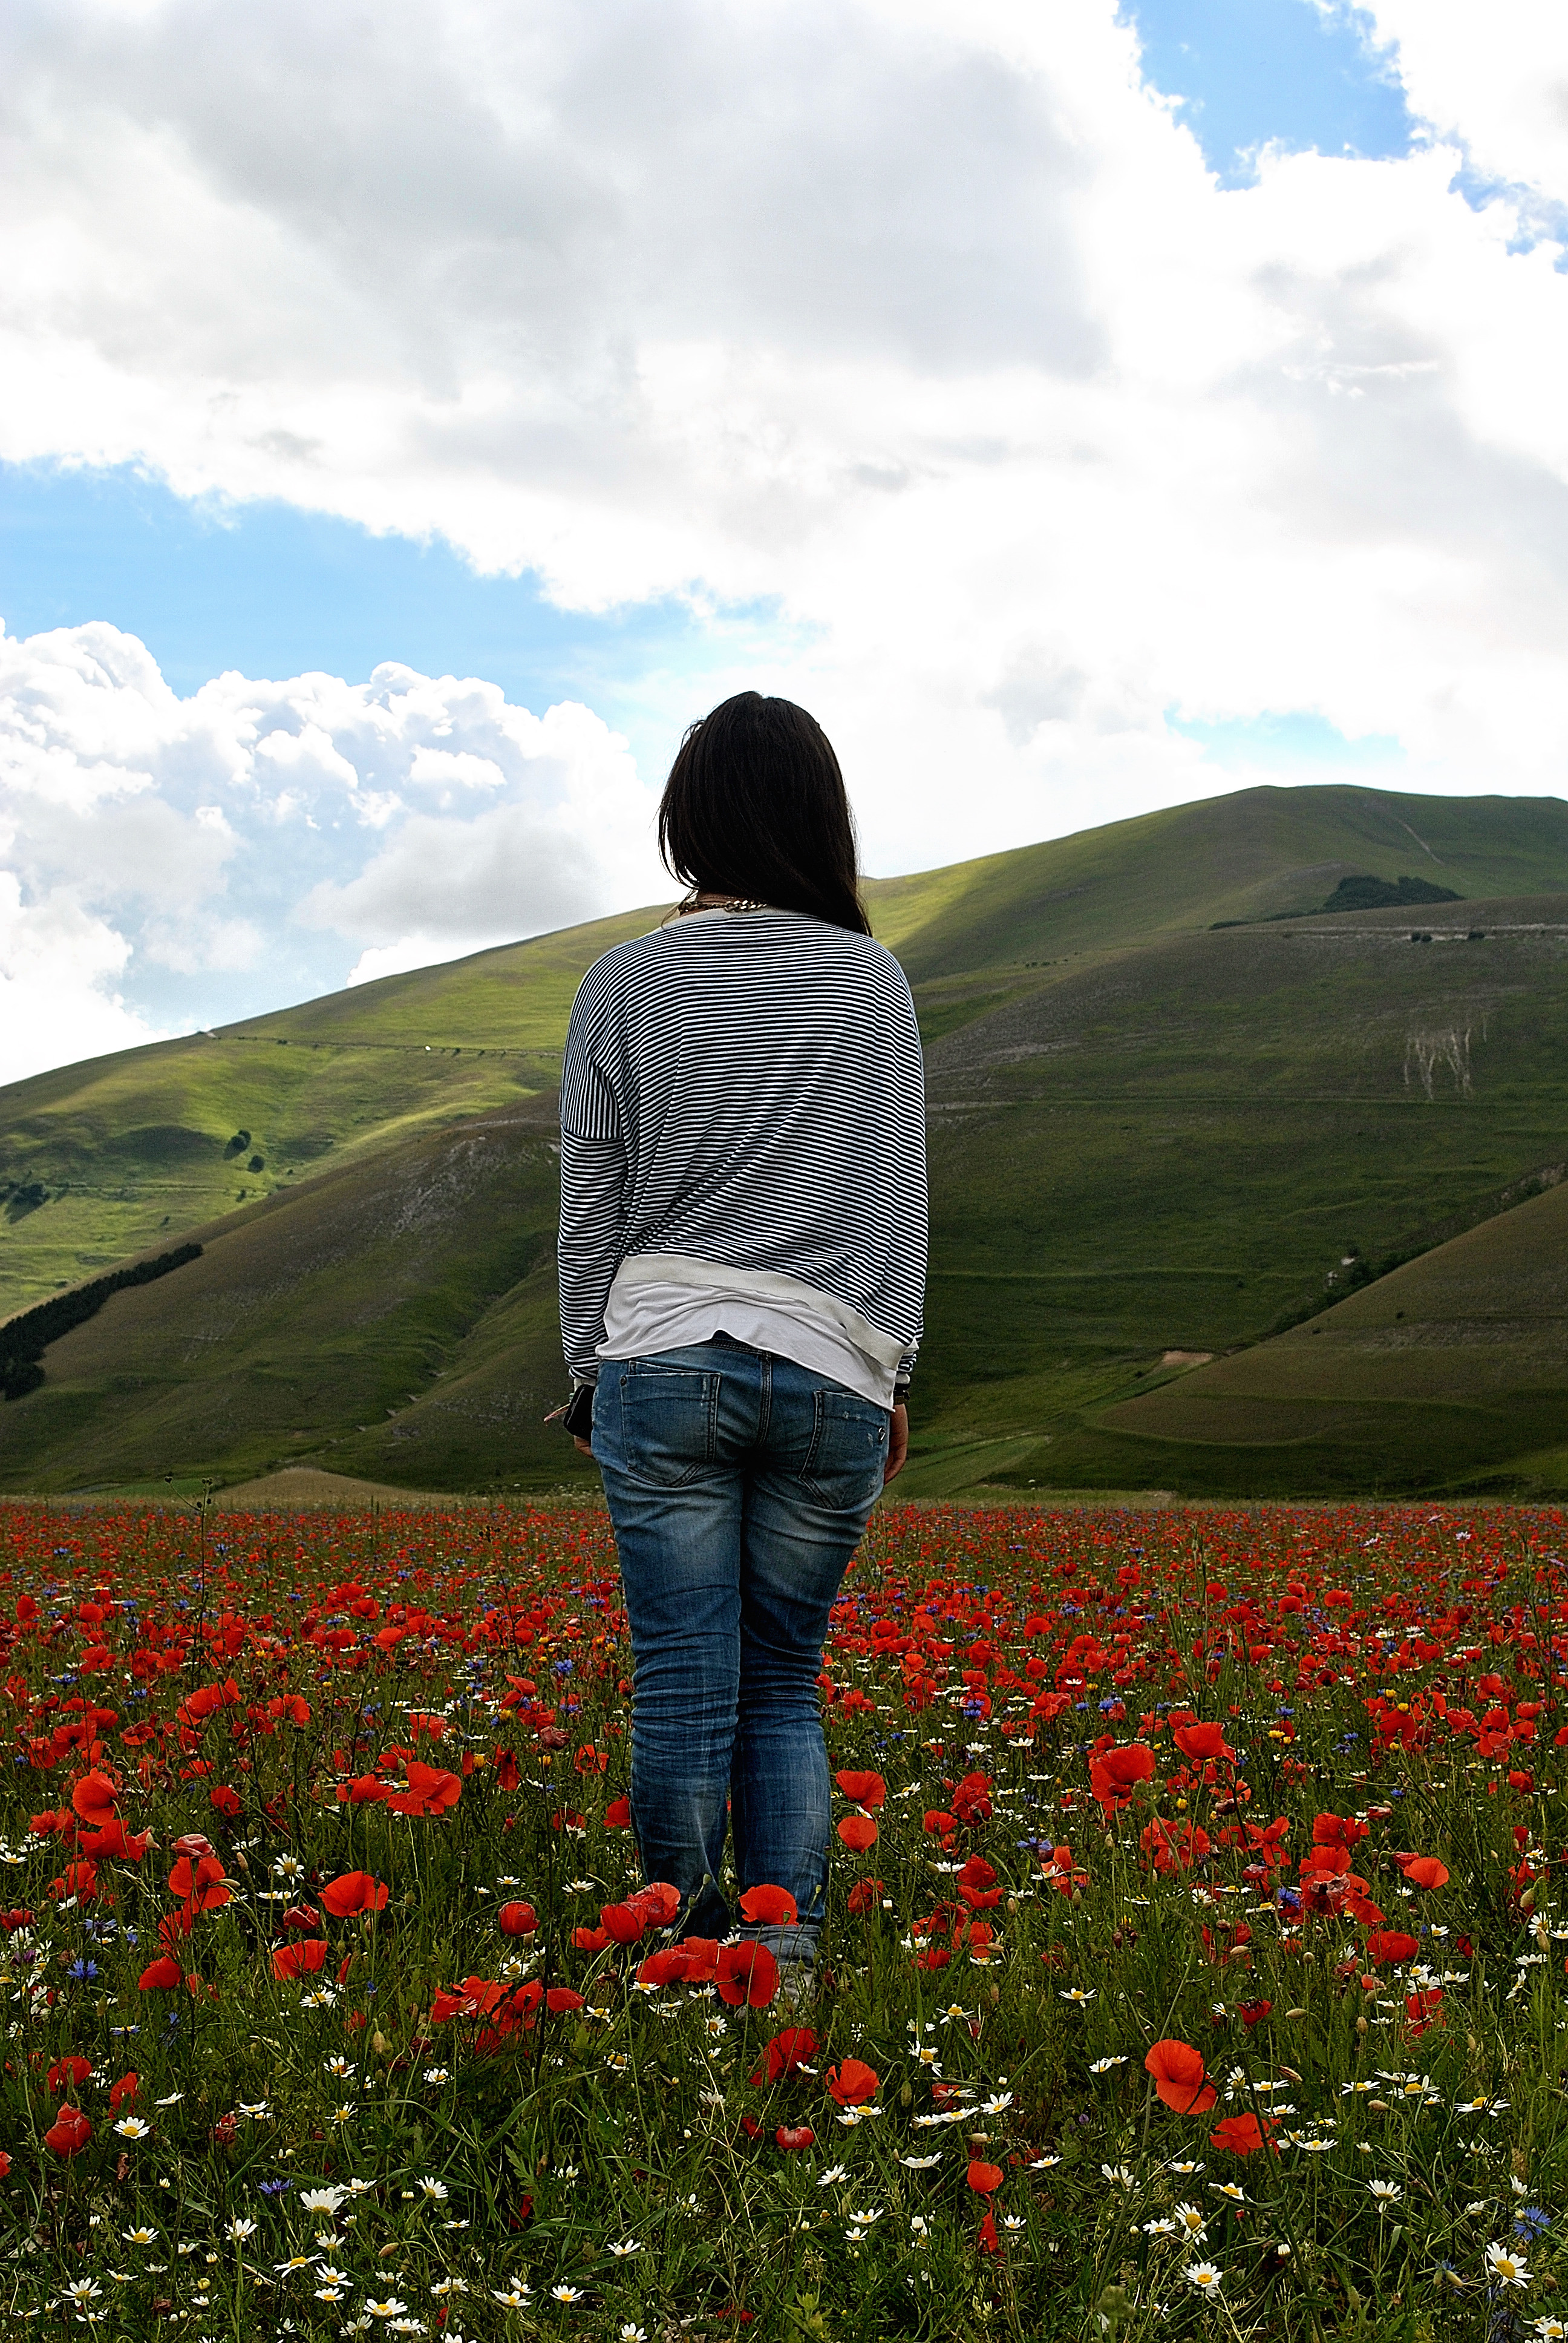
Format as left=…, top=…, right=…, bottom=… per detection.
left=559, top=971, right=623, bottom=1141
left=557, top=1133, right=628, bottom=1380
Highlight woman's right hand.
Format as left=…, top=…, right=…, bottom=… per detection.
left=884, top=1402, right=908, bottom=1486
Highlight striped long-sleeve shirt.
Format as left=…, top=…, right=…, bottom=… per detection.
left=557, top=907, right=927, bottom=1406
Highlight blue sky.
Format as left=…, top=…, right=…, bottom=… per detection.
left=1130, top=0, right=1412, bottom=186
left=0, top=2, right=1417, bottom=779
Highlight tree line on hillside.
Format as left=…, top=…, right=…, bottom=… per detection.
left=0, top=1244, right=203, bottom=1402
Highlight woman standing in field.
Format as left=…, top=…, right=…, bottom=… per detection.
left=556, top=692, right=927, bottom=1984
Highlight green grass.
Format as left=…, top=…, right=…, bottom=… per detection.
left=4, top=784, right=1568, bottom=1497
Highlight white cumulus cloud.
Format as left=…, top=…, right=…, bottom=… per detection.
left=0, top=621, right=662, bottom=1084
left=0, top=0, right=1566, bottom=979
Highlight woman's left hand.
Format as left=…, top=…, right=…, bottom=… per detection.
left=884, top=1402, right=909, bottom=1486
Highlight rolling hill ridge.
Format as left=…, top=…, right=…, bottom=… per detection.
left=4, top=781, right=1568, bottom=1498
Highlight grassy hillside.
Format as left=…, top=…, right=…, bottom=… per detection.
left=1071, top=1173, right=1568, bottom=1498
left=899, top=893, right=1568, bottom=1499
left=0, top=1098, right=597, bottom=1498
left=3, top=782, right=1567, bottom=1497
left=8, top=782, right=1567, bottom=1320
left=0, top=903, right=667, bottom=1316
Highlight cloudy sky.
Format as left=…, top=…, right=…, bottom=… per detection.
left=2, top=0, right=1567, bottom=1083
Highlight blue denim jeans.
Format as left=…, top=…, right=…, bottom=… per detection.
left=592, top=1335, right=889, bottom=1963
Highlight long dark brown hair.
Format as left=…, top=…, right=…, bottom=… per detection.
left=657, top=692, right=870, bottom=936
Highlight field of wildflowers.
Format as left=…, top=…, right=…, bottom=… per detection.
left=0, top=1496, right=1564, bottom=2342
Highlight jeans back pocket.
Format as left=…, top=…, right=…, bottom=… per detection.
left=617, top=1362, right=719, bottom=1487
left=800, top=1388, right=888, bottom=1509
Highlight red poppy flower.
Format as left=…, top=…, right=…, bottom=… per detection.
left=1396, top=1854, right=1450, bottom=1890
left=635, top=1947, right=691, bottom=1986
left=78, top=1819, right=151, bottom=1861
left=168, top=1853, right=230, bottom=1915
left=138, top=1954, right=184, bottom=1990
left=600, top=1901, right=647, bottom=1945
left=762, top=2027, right=818, bottom=2082
left=776, top=2125, right=815, bottom=2151
left=952, top=1772, right=993, bottom=1824
left=43, top=2107, right=92, bottom=2158
left=70, top=1772, right=119, bottom=1827
left=0, top=2151, right=10, bottom=2178
left=966, top=2159, right=1004, bottom=2193
left=845, top=1878, right=884, bottom=1915
left=48, top=2055, right=92, bottom=2094
left=834, top=1770, right=886, bottom=1810
left=738, top=1884, right=799, bottom=1926
left=498, top=1901, right=538, bottom=1936
left=1210, top=2112, right=1276, bottom=2156
left=837, top=1814, right=879, bottom=1852
left=604, top=1795, right=632, bottom=1828
left=716, top=1943, right=780, bottom=2008
left=383, top=1760, right=462, bottom=1817
left=1363, top=1928, right=1419, bottom=1967
left=1144, top=2038, right=1217, bottom=2113
left=1237, top=1999, right=1272, bottom=2028
left=48, top=1859, right=100, bottom=1904
left=1406, top=1987, right=1445, bottom=2034
left=825, top=2057, right=878, bottom=2107
left=1172, top=1722, right=1234, bottom=1763
left=1089, top=1743, right=1156, bottom=1810
left=208, top=1786, right=243, bottom=1818
left=319, top=1871, right=390, bottom=1918
left=337, top=1776, right=387, bottom=1806
left=272, top=1938, right=328, bottom=1981
left=546, top=1987, right=586, bottom=2013
left=108, top=2071, right=139, bottom=2114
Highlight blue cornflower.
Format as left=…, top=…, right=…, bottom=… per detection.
left=67, top=1958, right=99, bottom=1982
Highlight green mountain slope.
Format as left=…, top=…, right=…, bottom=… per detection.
left=894, top=889, right=1568, bottom=1496
left=873, top=781, right=1568, bottom=983
left=0, top=1098, right=592, bottom=1496
left=0, top=903, right=665, bottom=1314
left=8, top=783, right=1567, bottom=1320
left=3, top=782, right=1568, bottom=1497
left=1072, top=1173, right=1568, bottom=1497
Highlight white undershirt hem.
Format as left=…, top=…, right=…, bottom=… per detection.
left=596, top=1251, right=904, bottom=1409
